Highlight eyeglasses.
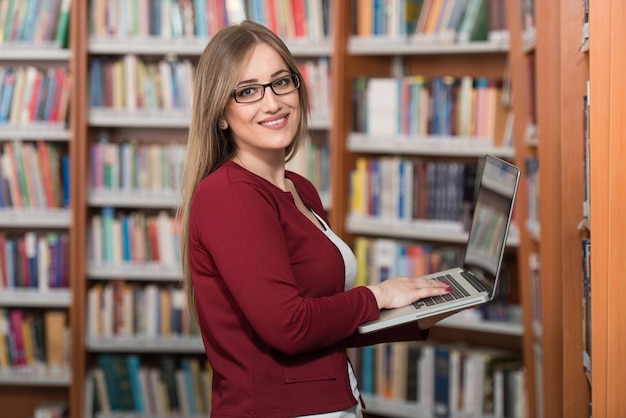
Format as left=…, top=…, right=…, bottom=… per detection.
left=231, top=74, right=301, bottom=104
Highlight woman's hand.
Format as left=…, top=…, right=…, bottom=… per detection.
left=366, top=276, right=451, bottom=310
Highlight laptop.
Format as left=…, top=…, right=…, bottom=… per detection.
left=358, top=154, right=520, bottom=333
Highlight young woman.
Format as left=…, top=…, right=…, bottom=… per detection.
left=179, top=20, right=455, bottom=417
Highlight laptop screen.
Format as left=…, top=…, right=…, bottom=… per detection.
left=463, top=155, right=520, bottom=288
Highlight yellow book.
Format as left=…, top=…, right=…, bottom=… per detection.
left=21, top=315, right=36, bottom=365
left=351, top=157, right=369, bottom=215
left=160, top=288, right=172, bottom=336
left=0, top=309, right=10, bottom=368
left=357, top=0, right=374, bottom=37
left=44, top=310, right=67, bottom=370
left=353, top=237, right=370, bottom=288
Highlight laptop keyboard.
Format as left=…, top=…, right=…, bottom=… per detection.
left=412, top=274, right=468, bottom=309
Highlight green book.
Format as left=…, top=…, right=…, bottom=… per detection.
left=55, top=0, right=71, bottom=48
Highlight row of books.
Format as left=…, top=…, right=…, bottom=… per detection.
left=0, top=232, right=70, bottom=290
left=0, top=0, right=71, bottom=47
left=0, top=141, right=69, bottom=209
left=354, top=75, right=510, bottom=144
left=90, top=55, right=195, bottom=113
left=89, top=208, right=181, bottom=267
left=87, top=282, right=198, bottom=340
left=0, top=65, right=71, bottom=126
left=92, top=353, right=211, bottom=415
left=353, top=236, right=463, bottom=286
left=351, top=341, right=526, bottom=418
left=0, top=308, right=69, bottom=372
left=89, top=0, right=330, bottom=41
left=89, top=55, right=331, bottom=116
left=355, top=0, right=506, bottom=43
left=349, top=157, right=476, bottom=223
left=90, top=134, right=186, bottom=194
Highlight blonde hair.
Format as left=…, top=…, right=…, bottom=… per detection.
left=179, top=20, right=310, bottom=321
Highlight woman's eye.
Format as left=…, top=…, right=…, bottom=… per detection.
left=274, top=77, right=290, bottom=87
left=237, top=86, right=259, bottom=98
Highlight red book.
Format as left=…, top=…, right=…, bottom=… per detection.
left=55, top=68, right=71, bottom=124
left=266, top=0, right=278, bottom=34
left=9, top=309, right=27, bottom=366
left=36, top=141, right=55, bottom=207
left=48, top=68, right=65, bottom=122
left=292, top=0, right=307, bottom=38
left=17, top=238, right=30, bottom=288
left=2, top=142, right=23, bottom=208
left=0, top=234, right=7, bottom=288
left=147, top=217, right=160, bottom=263
left=27, top=72, right=43, bottom=122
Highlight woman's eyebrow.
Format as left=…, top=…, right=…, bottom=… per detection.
left=237, top=69, right=290, bottom=85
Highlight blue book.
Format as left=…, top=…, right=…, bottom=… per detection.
left=43, top=69, right=57, bottom=122
left=61, top=155, right=70, bottom=207
left=360, top=346, right=375, bottom=394
left=4, top=240, right=15, bottom=288
left=193, top=0, right=207, bottom=37
left=46, top=233, right=60, bottom=288
left=89, top=60, right=103, bottom=107
left=0, top=70, right=15, bottom=122
left=149, top=0, right=161, bottom=36
left=126, top=354, right=144, bottom=412
left=97, top=354, right=122, bottom=411
left=101, top=207, right=115, bottom=263
left=181, top=359, right=198, bottom=414
left=433, top=346, right=451, bottom=417
left=121, top=215, right=131, bottom=262
left=26, top=233, right=38, bottom=288
left=368, top=159, right=381, bottom=216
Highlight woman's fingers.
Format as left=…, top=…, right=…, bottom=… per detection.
left=366, top=276, right=452, bottom=309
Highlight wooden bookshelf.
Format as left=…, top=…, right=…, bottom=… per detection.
left=331, top=1, right=528, bottom=417
left=589, top=1, right=626, bottom=416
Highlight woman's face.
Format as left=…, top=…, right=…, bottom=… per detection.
left=223, top=43, right=300, bottom=162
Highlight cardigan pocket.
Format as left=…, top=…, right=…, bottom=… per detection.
left=282, top=352, right=336, bottom=383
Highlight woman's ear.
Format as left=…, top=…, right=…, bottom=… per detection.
left=218, top=119, right=228, bottom=130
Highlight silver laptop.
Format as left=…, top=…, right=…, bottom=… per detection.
left=358, top=154, right=520, bottom=333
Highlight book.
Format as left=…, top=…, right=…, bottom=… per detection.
left=44, top=310, right=67, bottom=370
left=366, top=78, right=400, bottom=137
left=55, top=0, right=71, bottom=48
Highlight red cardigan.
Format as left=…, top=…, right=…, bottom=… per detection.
left=189, top=161, right=427, bottom=417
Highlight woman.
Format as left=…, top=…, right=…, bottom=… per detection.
left=179, top=20, right=454, bottom=417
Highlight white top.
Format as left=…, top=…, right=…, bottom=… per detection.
left=296, top=212, right=363, bottom=418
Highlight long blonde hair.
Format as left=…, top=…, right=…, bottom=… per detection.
left=179, top=20, right=310, bottom=321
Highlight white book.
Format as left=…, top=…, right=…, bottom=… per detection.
left=143, top=284, right=159, bottom=337
left=90, top=215, right=102, bottom=265
left=101, top=283, right=114, bottom=337
left=369, top=239, right=397, bottom=284
left=123, top=54, right=137, bottom=111
left=418, top=344, right=435, bottom=409
left=366, top=78, right=400, bottom=137
left=175, top=369, right=191, bottom=415
left=92, top=368, right=112, bottom=414
left=157, top=211, right=175, bottom=266
left=37, top=235, right=49, bottom=292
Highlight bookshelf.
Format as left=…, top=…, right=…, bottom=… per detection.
left=71, top=1, right=334, bottom=417
left=0, top=0, right=75, bottom=417
left=331, top=1, right=527, bottom=417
